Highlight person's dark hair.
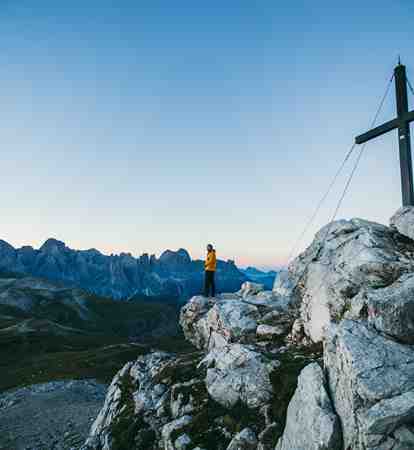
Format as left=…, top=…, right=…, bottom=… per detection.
left=207, top=244, right=213, bottom=251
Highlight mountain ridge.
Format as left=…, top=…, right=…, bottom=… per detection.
left=0, top=238, right=246, bottom=301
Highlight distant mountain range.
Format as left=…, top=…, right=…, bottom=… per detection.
left=0, top=239, right=247, bottom=301
left=240, top=266, right=278, bottom=289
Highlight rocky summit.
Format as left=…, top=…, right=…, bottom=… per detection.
left=81, top=207, right=414, bottom=450
left=0, top=239, right=246, bottom=300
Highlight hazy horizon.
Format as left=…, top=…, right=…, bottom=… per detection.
left=2, top=1, right=414, bottom=267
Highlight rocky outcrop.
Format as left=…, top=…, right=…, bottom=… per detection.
left=0, top=239, right=246, bottom=300
left=276, top=210, right=414, bottom=450
left=324, top=320, right=414, bottom=450
left=82, top=352, right=205, bottom=450
left=179, top=282, right=294, bottom=350
left=82, top=349, right=275, bottom=450
left=83, top=281, right=320, bottom=450
left=274, top=218, right=414, bottom=343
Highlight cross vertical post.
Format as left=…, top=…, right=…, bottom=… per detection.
left=395, top=64, right=414, bottom=206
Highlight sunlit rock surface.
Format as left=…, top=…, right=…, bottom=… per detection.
left=277, top=218, right=414, bottom=343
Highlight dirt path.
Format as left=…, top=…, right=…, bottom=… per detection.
left=0, top=380, right=107, bottom=450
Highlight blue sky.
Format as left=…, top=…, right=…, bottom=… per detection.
left=1, top=1, right=414, bottom=268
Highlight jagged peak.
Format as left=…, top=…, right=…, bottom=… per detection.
left=40, top=238, right=67, bottom=253
left=0, top=239, right=15, bottom=251
left=159, top=248, right=191, bottom=264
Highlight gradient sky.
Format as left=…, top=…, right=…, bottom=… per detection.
left=1, top=1, right=414, bottom=269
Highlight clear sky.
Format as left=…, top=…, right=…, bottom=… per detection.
left=1, top=1, right=414, bottom=269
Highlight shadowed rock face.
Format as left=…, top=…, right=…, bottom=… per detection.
left=0, top=238, right=246, bottom=301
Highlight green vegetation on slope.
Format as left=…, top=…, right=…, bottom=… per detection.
left=0, top=273, right=191, bottom=392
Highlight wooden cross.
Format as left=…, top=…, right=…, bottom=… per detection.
left=355, top=62, right=414, bottom=206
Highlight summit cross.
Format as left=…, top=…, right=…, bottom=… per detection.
left=355, top=62, right=414, bottom=206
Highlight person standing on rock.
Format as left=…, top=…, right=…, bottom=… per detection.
left=204, top=244, right=216, bottom=297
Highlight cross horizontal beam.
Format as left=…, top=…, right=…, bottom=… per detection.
left=355, top=110, right=414, bottom=145
left=355, top=118, right=398, bottom=144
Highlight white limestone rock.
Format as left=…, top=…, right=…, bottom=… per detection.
left=256, top=324, right=286, bottom=340
left=239, top=281, right=265, bottom=298
left=174, top=433, right=192, bottom=450
left=272, top=270, right=295, bottom=298
left=390, top=206, right=414, bottom=241
left=324, top=320, right=414, bottom=450
left=180, top=293, right=293, bottom=351
left=275, top=363, right=341, bottom=450
left=161, top=416, right=192, bottom=450
left=83, top=352, right=207, bottom=450
left=281, top=218, right=414, bottom=342
left=200, top=343, right=278, bottom=409
left=346, top=273, right=414, bottom=343
left=226, top=428, right=257, bottom=450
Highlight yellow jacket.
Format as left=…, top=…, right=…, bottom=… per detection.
left=205, top=250, right=217, bottom=271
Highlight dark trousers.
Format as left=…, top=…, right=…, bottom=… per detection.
left=204, top=270, right=216, bottom=297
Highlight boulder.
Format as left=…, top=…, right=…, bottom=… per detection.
left=272, top=270, right=296, bottom=299
left=390, top=206, right=414, bottom=241
left=161, top=416, right=193, bottom=450
left=180, top=293, right=295, bottom=351
left=275, top=363, right=341, bottom=450
left=256, top=324, right=286, bottom=340
left=200, top=343, right=278, bottom=409
left=281, top=218, right=414, bottom=343
left=226, top=428, right=257, bottom=450
left=83, top=352, right=204, bottom=450
left=179, top=296, right=214, bottom=349
left=324, top=320, right=414, bottom=449
left=239, top=281, right=265, bottom=298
